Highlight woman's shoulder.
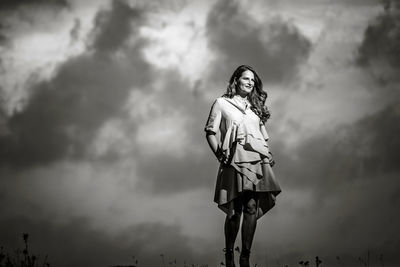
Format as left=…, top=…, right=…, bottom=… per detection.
left=210, top=96, right=228, bottom=106
left=215, top=96, right=231, bottom=103
left=216, top=95, right=228, bottom=100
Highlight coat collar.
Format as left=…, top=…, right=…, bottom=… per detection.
left=223, top=96, right=250, bottom=114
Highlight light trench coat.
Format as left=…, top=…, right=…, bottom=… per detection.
left=205, top=95, right=281, bottom=219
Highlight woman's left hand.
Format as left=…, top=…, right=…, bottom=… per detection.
left=268, top=151, right=275, bottom=167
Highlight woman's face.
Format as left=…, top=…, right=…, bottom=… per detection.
left=236, top=70, right=255, bottom=95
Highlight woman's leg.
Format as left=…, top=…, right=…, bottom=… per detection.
left=224, top=198, right=242, bottom=249
left=224, top=198, right=242, bottom=267
left=240, top=192, right=258, bottom=267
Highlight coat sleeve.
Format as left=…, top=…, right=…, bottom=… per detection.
left=204, top=98, right=222, bottom=134
left=259, top=122, right=269, bottom=141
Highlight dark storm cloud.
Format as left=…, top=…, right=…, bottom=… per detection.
left=268, top=177, right=400, bottom=267
left=133, top=73, right=217, bottom=193
left=276, top=103, right=400, bottom=199
left=69, top=18, right=81, bottom=45
left=0, top=0, right=68, bottom=45
left=0, top=29, right=7, bottom=46
left=0, top=15, right=10, bottom=46
left=136, top=152, right=216, bottom=193
left=0, top=216, right=210, bottom=267
left=206, top=0, right=312, bottom=84
left=0, top=0, right=68, bottom=10
left=256, top=101, right=400, bottom=266
left=90, top=0, right=143, bottom=53
left=0, top=0, right=151, bottom=168
left=356, top=1, right=400, bottom=83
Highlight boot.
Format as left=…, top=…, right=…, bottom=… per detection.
left=224, top=248, right=235, bottom=267
left=239, top=248, right=250, bottom=267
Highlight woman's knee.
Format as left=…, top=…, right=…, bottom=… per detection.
left=244, top=198, right=257, bottom=215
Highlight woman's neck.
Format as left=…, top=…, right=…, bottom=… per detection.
left=235, top=92, right=248, bottom=99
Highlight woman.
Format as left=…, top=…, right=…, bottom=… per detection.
left=204, top=65, right=281, bottom=267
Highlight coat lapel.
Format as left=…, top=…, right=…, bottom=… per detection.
left=223, top=97, right=247, bottom=114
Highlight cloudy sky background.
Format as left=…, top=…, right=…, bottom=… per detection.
left=0, top=0, right=399, bottom=266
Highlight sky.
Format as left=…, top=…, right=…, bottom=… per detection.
left=0, top=0, right=399, bottom=266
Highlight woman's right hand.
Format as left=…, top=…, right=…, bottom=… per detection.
left=215, top=147, right=229, bottom=165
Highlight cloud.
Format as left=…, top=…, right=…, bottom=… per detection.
left=0, top=3, right=84, bottom=116
left=0, top=0, right=68, bottom=10
left=139, top=0, right=212, bottom=85
left=254, top=172, right=400, bottom=267
left=275, top=102, right=400, bottom=203
left=250, top=100, right=400, bottom=266
left=0, top=26, right=7, bottom=45
left=0, top=0, right=69, bottom=42
left=1, top=1, right=399, bottom=266
left=89, top=0, right=144, bottom=53
left=0, top=216, right=211, bottom=267
left=0, top=157, right=220, bottom=266
left=356, top=1, right=400, bottom=84
left=205, top=0, right=312, bottom=85
left=125, top=70, right=219, bottom=194
left=135, top=151, right=216, bottom=194
left=69, top=18, right=81, bottom=45
left=0, top=0, right=152, bottom=168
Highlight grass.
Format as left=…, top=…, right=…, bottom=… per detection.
left=0, top=233, right=389, bottom=267
left=0, top=233, right=50, bottom=267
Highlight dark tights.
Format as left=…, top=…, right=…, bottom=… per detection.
left=224, top=191, right=258, bottom=252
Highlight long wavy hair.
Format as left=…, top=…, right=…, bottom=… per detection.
left=223, top=65, right=271, bottom=122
